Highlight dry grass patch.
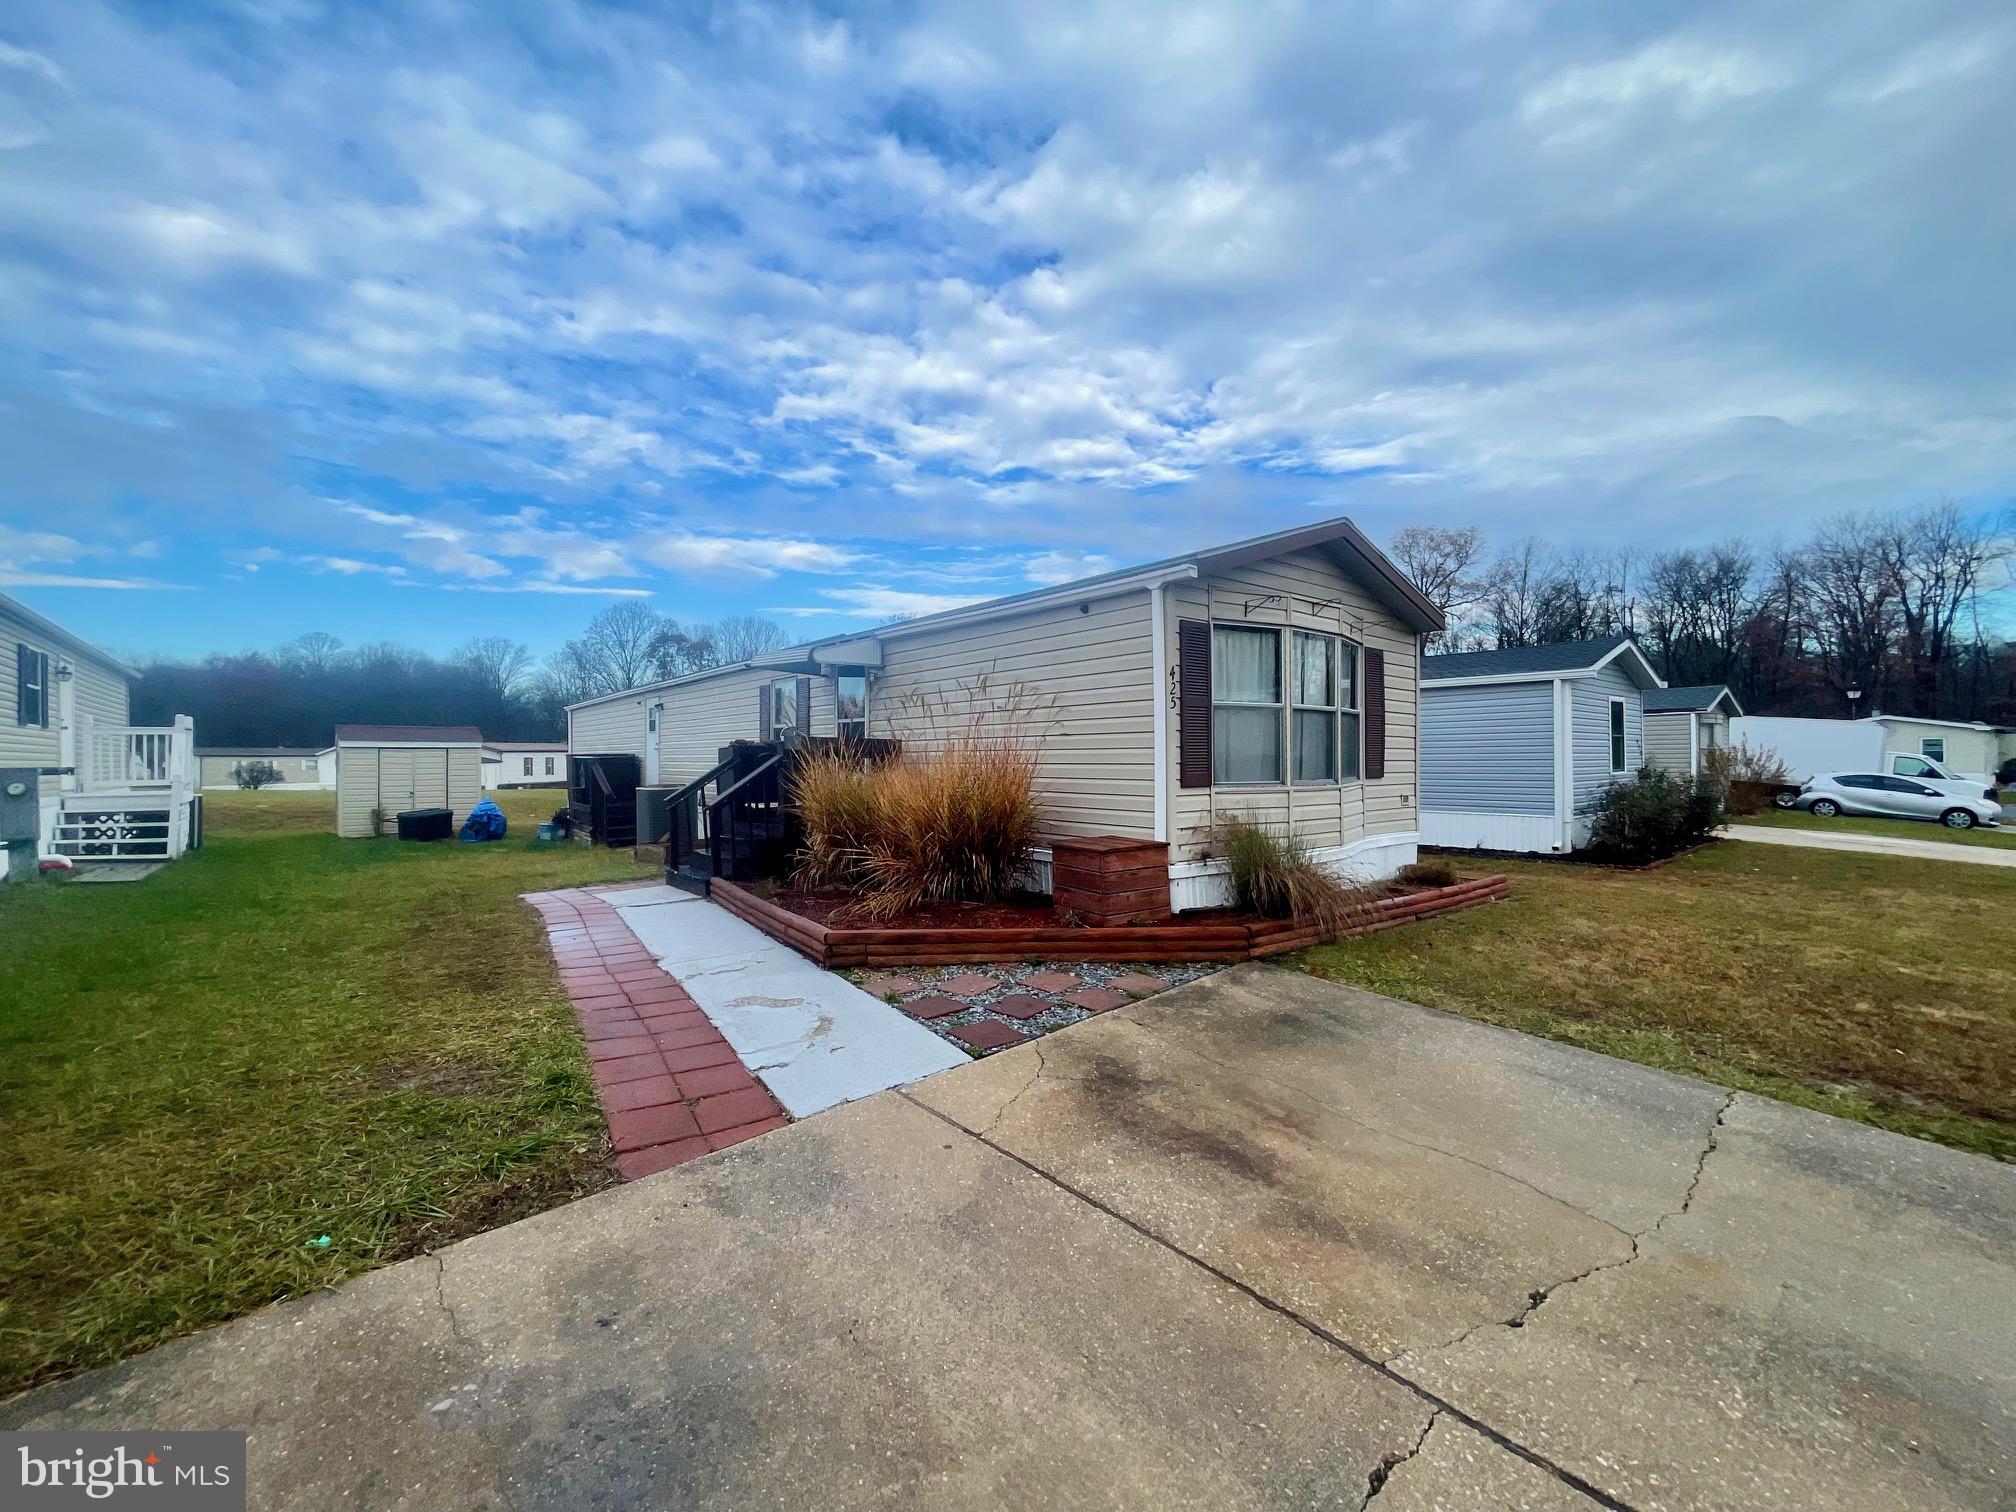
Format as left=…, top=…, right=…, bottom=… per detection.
left=1297, top=842, right=2016, bottom=1160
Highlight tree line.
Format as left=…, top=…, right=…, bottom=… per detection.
left=1388, top=503, right=2016, bottom=723
left=132, top=607, right=792, bottom=746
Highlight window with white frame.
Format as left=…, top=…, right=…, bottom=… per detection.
left=1609, top=698, right=1628, bottom=773
left=15, top=644, right=49, bottom=728
left=1921, top=737, right=1946, bottom=762
left=1212, top=626, right=1282, bottom=784
left=544, top=756, right=555, bottom=775
left=769, top=680, right=796, bottom=741
left=302, top=757, right=318, bottom=775
left=836, top=671, right=868, bottom=741
left=522, top=756, right=535, bottom=775
left=1289, top=631, right=1361, bottom=783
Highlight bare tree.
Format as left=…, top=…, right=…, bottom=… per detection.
left=1881, top=503, right=2009, bottom=716
left=1801, top=513, right=1898, bottom=709
left=280, top=631, right=345, bottom=673
left=705, top=615, right=789, bottom=664
left=1480, top=539, right=1556, bottom=648
left=563, top=603, right=668, bottom=693
left=1387, top=526, right=1486, bottom=646
left=457, top=636, right=535, bottom=702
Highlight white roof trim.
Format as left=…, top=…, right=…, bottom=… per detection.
left=1589, top=638, right=1666, bottom=688
left=1869, top=714, right=1997, bottom=732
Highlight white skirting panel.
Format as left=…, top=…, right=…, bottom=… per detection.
left=1420, top=809, right=1563, bottom=854
left=1167, top=831, right=1421, bottom=913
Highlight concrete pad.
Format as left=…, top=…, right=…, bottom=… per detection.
left=600, top=883, right=705, bottom=909
left=1374, top=1416, right=1604, bottom=1512
left=1725, top=823, right=2016, bottom=867
left=912, top=967, right=1716, bottom=1359
left=4, top=1096, right=1434, bottom=1511
left=1398, top=1092, right=2016, bottom=1512
left=614, top=894, right=965, bottom=1117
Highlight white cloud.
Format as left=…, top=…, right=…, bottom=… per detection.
left=1023, top=549, right=1116, bottom=585
left=772, top=585, right=987, bottom=620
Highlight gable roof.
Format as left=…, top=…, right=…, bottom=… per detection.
left=333, top=724, right=485, bottom=744
left=1644, top=684, right=1744, bottom=716
left=0, top=590, right=139, bottom=680
left=196, top=747, right=328, bottom=757
left=1423, top=634, right=1662, bottom=690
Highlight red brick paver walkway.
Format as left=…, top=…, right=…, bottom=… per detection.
left=525, top=885, right=788, bottom=1180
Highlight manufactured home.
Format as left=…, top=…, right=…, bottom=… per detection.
left=483, top=740, right=568, bottom=789
left=1730, top=714, right=2006, bottom=788
left=197, top=746, right=335, bottom=790
left=567, top=516, right=1444, bottom=907
left=1419, top=634, right=1663, bottom=854
left=1642, top=685, right=1743, bottom=779
left=2, top=591, right=198, bottom=877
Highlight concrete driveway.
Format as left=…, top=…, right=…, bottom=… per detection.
left=1726, top=821, right=2016, bottom=868
left=8, top=969, right=2012, bottom=1511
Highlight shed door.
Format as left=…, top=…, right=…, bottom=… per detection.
left=378, top=749, right=419, bottom=814
left=412, top=748, right=450, bottom=809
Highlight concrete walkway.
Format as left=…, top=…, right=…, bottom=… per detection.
left=604, top=884, right=966, bottom=1116
left=8, top=969, right=2011, bottom=1510
left=1726, top=822, right=2016, bottom=868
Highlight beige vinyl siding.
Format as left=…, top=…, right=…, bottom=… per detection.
left=3, top=605, right=132, bottom=851
left=870, top=592, right=1156, bottom=843
left=1168, top=549, right=1420, bottom=861
left=336, top=748, right=380, bottom=837
left=568, top=693, right=653, bottom=761
left=1878, top=720, right=1999, bottom=778
left=1642, top=711, right=1696, bottom=777
left=656, top=668, right=839, bottom=789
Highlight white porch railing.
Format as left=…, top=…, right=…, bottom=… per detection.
left=76, top=714, right=195, bottom=793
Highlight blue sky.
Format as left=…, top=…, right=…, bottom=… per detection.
left=1, top=0, right=2011, bottom=661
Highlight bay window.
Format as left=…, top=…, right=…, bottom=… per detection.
left=1212, top=624, right=1361, bottom=787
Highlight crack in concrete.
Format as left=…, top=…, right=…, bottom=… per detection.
left=898, top=1090, right=1641, bottom=1512
left=1360, top=1407, right=1440, bottom=1509
left=981, top=1043, right=1050, bottom=1136
left=433, top=1253, right=471, bottom=1346
left=1390, top=1091, right=1739, bottom=1365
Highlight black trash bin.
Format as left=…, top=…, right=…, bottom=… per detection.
left=395, top=807, right=454, bottom=842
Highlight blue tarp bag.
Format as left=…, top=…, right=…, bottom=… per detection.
left=459, top=797, right=508, bottom=843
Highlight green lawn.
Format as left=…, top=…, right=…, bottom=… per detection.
left=1736, top=803, right=2016, bottom=849
left=1299, top=842, right=2016, bottom=1162
left=0, top=787, right=652, bottom=1396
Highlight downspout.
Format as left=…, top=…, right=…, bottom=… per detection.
left=1553, top=676, right=1575, bottom=852
left=1147, top=568, right=1197, bottom=843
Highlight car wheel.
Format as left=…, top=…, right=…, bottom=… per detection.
left=1808, top=799, right=1841, bottom=818
left=1771, top=790, right=1798, bottom=808
left=1941, top=808, right=1977, bottom=830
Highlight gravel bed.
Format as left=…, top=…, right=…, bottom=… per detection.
left=844, top=958, right=1227, bottom=1056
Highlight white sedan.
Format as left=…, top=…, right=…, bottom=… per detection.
left=1795, top=772, right=2004, bottom=830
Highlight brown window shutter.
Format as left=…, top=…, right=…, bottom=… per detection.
left=1178, top=619, right=1212, bottom=789
left=1363, top=648, right=1387, bottom=780
left=795, top=676, right=811, bottom=734
left=759, top=681, right=771, bottom=738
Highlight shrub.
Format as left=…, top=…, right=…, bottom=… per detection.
left=1584, top=767, right=1723, bottom=866
left=787, top=675, right=1048, bottom=920
left=1206, top=815, right=1373, bottom=934
left=1703, top=740, right=1790, bottom=816
left=1396, top=858, right=1459, bottom=889
left=234, top=759, right=284, bottom=791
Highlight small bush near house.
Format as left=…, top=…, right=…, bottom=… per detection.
left=789, top=676, right=1048, bottom=920
left=1396, top=858, right=1460, bottom=889
left=234, top=759, right=284, bottom=791
left=1207, top=815, right=1373, bottom=933
left=1703, top=740, right=1791, bottom=815
left=1585, top=766, right=1723, bottom=866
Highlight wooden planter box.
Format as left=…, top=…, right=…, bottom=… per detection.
left=710, top=875, right=1509, bottom=969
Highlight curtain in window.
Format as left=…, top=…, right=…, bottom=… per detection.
left=1292, top=711, right=1335, bottom=782
left=1292, top=633, right=1333, bottom=706
left=1213, top=627, right=1279, bottom=703
left=1213, top=627, right=1281, bottom=783
left=1339, top=711, right=1362, bottom=779
left=1215, top=708, right=1281, bottom=785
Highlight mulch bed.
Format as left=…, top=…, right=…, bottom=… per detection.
left=774, top=889, right=1071, bottom=930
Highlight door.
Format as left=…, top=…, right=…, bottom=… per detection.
left=1830, top=775, right=1888, bottom=815
left=411, top=749, right=449, bottom=810
left=646, top=703, right=663, bottom=785
left=1876, top=776, right=1946, bottom=820
left=377, top=748, right=419, bottom=814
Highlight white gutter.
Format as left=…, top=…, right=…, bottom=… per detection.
left=1553, top=676, right=1575, bottom=852
left=874, top=563, right=1200, bottom=642
left=1151, top=580, right=1171, bottom=842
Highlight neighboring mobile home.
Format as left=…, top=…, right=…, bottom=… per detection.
left=1730, top=714, right=2004, bottom=787
left=567, top=516, right=1444, bottom=906
left=1642, top=685, right=1743, bottom=778
left=484, top=740, right=568, bottom=788
left=332, top=725, right=490, bottom=838
left=197, top=746, right=335, bottom=790
left=2, top=591, right=198, bottom=876
left=1419, top=634, right=1663, bottom=854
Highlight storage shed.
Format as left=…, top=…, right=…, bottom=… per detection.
left=1420, top=634, right=1663, bottom=854
left=332, top=724, right=490, bottom=838
left=1642, top=685, right=1743, bottom=778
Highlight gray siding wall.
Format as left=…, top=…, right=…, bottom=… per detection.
left=200, top=753, right=325, bottom=787
left=1642, top=711, right=1695, bottom=777
left=1421, top=680, right=1556, bottom=815
left=1167, top=550, right=1420, bottom=860
left=568, top=693, right=652, bottom=761
left=1571, top=662, right=1643, bottom=812
left=657, top=667, right=837, bottom=790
